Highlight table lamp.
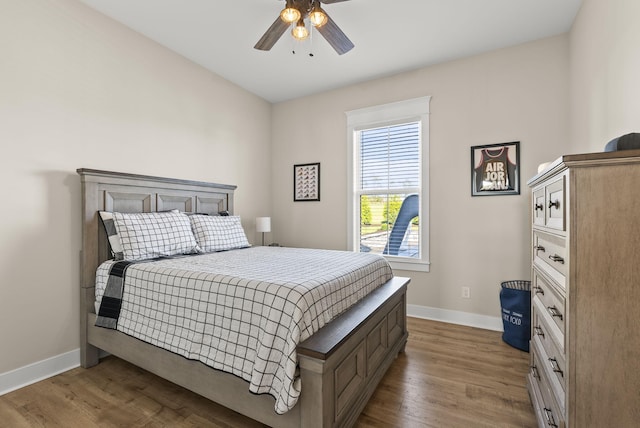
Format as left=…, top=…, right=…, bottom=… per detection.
left=256, top=217, right=271, bottom=246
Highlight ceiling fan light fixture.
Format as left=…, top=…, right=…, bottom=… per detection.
left=309, top=5, right=328, bottom=27
left=255, top=0, right=354, bottom=55
left=280, top=1, right=301, bottom=24
left=292, top=19, right=309, bottom=40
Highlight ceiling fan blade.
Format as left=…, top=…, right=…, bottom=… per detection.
left=321, top=0, right=352, bottom=4
left=254, top=17, right=289, bottom=51
left=316, top=15, right=354, bottom=55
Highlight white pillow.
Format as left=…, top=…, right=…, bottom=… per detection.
left=112, top=210, right=200, bottom=261
left=189, top=215, right=250, bottom=252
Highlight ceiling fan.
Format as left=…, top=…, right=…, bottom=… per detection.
left=254, top=0, right=354, bottom=55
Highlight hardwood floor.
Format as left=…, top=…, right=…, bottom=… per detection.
left=0, top=318, right=536, bottom=427
left=357, top=318, right=536, bottom=428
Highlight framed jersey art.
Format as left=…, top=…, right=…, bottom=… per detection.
left=471, top=141, right=520, bottom=196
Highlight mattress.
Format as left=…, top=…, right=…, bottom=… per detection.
left=94, top=246, right=393, bottom=413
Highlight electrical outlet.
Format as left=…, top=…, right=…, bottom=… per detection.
left=461, top=287, right=470, bottom=299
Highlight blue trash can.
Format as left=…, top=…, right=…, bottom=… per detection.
left=500, top=280, right=531, bottom=352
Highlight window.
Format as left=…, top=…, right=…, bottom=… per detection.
left=347, top=97, right=430, bottom=272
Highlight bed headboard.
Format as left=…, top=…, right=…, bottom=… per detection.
left=77, top=168, right=236, bottom=294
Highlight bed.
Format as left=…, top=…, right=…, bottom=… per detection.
left=78, top=168, right=409, bottom=428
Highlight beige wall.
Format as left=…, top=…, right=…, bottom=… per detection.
left=0, top=0, right=271, bottom=373
left=272, top=36, right=571, bottom=319
left=569, top=0, right=640, bottom=153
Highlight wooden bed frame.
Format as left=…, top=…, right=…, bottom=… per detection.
left=77, top=168, right=409, bottom=428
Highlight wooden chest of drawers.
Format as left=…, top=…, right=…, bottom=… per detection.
left=526, top=150, right=640, bottom=428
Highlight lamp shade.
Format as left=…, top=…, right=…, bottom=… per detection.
left=292, top=19, right=309, bottom=40
left=309, top=5, right=328, bottom=27
left=256, top=217, right=271, bottom=233
left=280, top=7, right=300, bottom=24
left=280, top=0, right=300, bottom=24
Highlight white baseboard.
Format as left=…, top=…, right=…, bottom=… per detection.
left=407, top=304, right=503, bottom=332
left=0, top=349, right=80, bottom=396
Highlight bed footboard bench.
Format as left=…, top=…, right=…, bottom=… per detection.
left=297, top=276, right=408, bottom=428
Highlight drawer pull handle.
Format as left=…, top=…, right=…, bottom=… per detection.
left=543, top=408, right=558, bottom=428
left=535, top=203, right=544, bottom=211
left=548, top=200, right=560, bottom=209
left=531, top=365, right=541, bottom=380
left=533, top=286, right=545, bottom=295
left=549, top=358, right=564, bottom=377
left=534, top=245, right=546, bottom=252
left=547, top=306, right=563, bottom=320
left=548, top=254, right=565, bottom=264
left=534, top=326, right=545, bottom=338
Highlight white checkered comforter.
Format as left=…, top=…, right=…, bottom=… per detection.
left=95, top=246, right=393, bottom=414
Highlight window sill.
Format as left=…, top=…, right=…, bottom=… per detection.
left=387, top=259, right=430, bottom=273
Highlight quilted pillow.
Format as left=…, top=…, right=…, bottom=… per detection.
left=110, top=210, right=200, bottom=261
left=189, top=215, right=250, bottom=252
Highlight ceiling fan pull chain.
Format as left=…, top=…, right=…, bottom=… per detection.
left=291, top=23, right=297, bottom=55
left=309, top=26, right=315, bottom=57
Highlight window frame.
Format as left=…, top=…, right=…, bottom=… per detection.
left=346, top=96, right=431, bottom=272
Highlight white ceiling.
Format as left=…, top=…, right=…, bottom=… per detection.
left=77, top=0, right=583, bottom=103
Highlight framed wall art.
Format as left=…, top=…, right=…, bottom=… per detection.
left=471, top=141, right=520, bottom=196
left=294, top=162, right=320, bottom=202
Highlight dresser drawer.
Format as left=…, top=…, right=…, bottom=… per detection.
left=532, top=270, right=565, bottom=339
left=544, top=176, right=565, bottom=231
left=531, top=174, right=566, bottom=232
left=533, top=187, right=546, bottom=227
left=532, top=297, right=564, bottom=353
left=529, top=338, right=566, bottom=428
left=528, top=374, right=565, bottom=428
left=532, top=301, right=566, bottom=398
left=533, top=231, right=567, bottom=288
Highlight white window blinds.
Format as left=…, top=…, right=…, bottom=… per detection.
left=359, top=122, right=421, bottom=191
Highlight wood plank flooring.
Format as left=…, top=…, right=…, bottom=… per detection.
left=0, top=317, right=536, bottom=427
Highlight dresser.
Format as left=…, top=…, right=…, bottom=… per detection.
left=526, top=150, right=640, bottom=428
